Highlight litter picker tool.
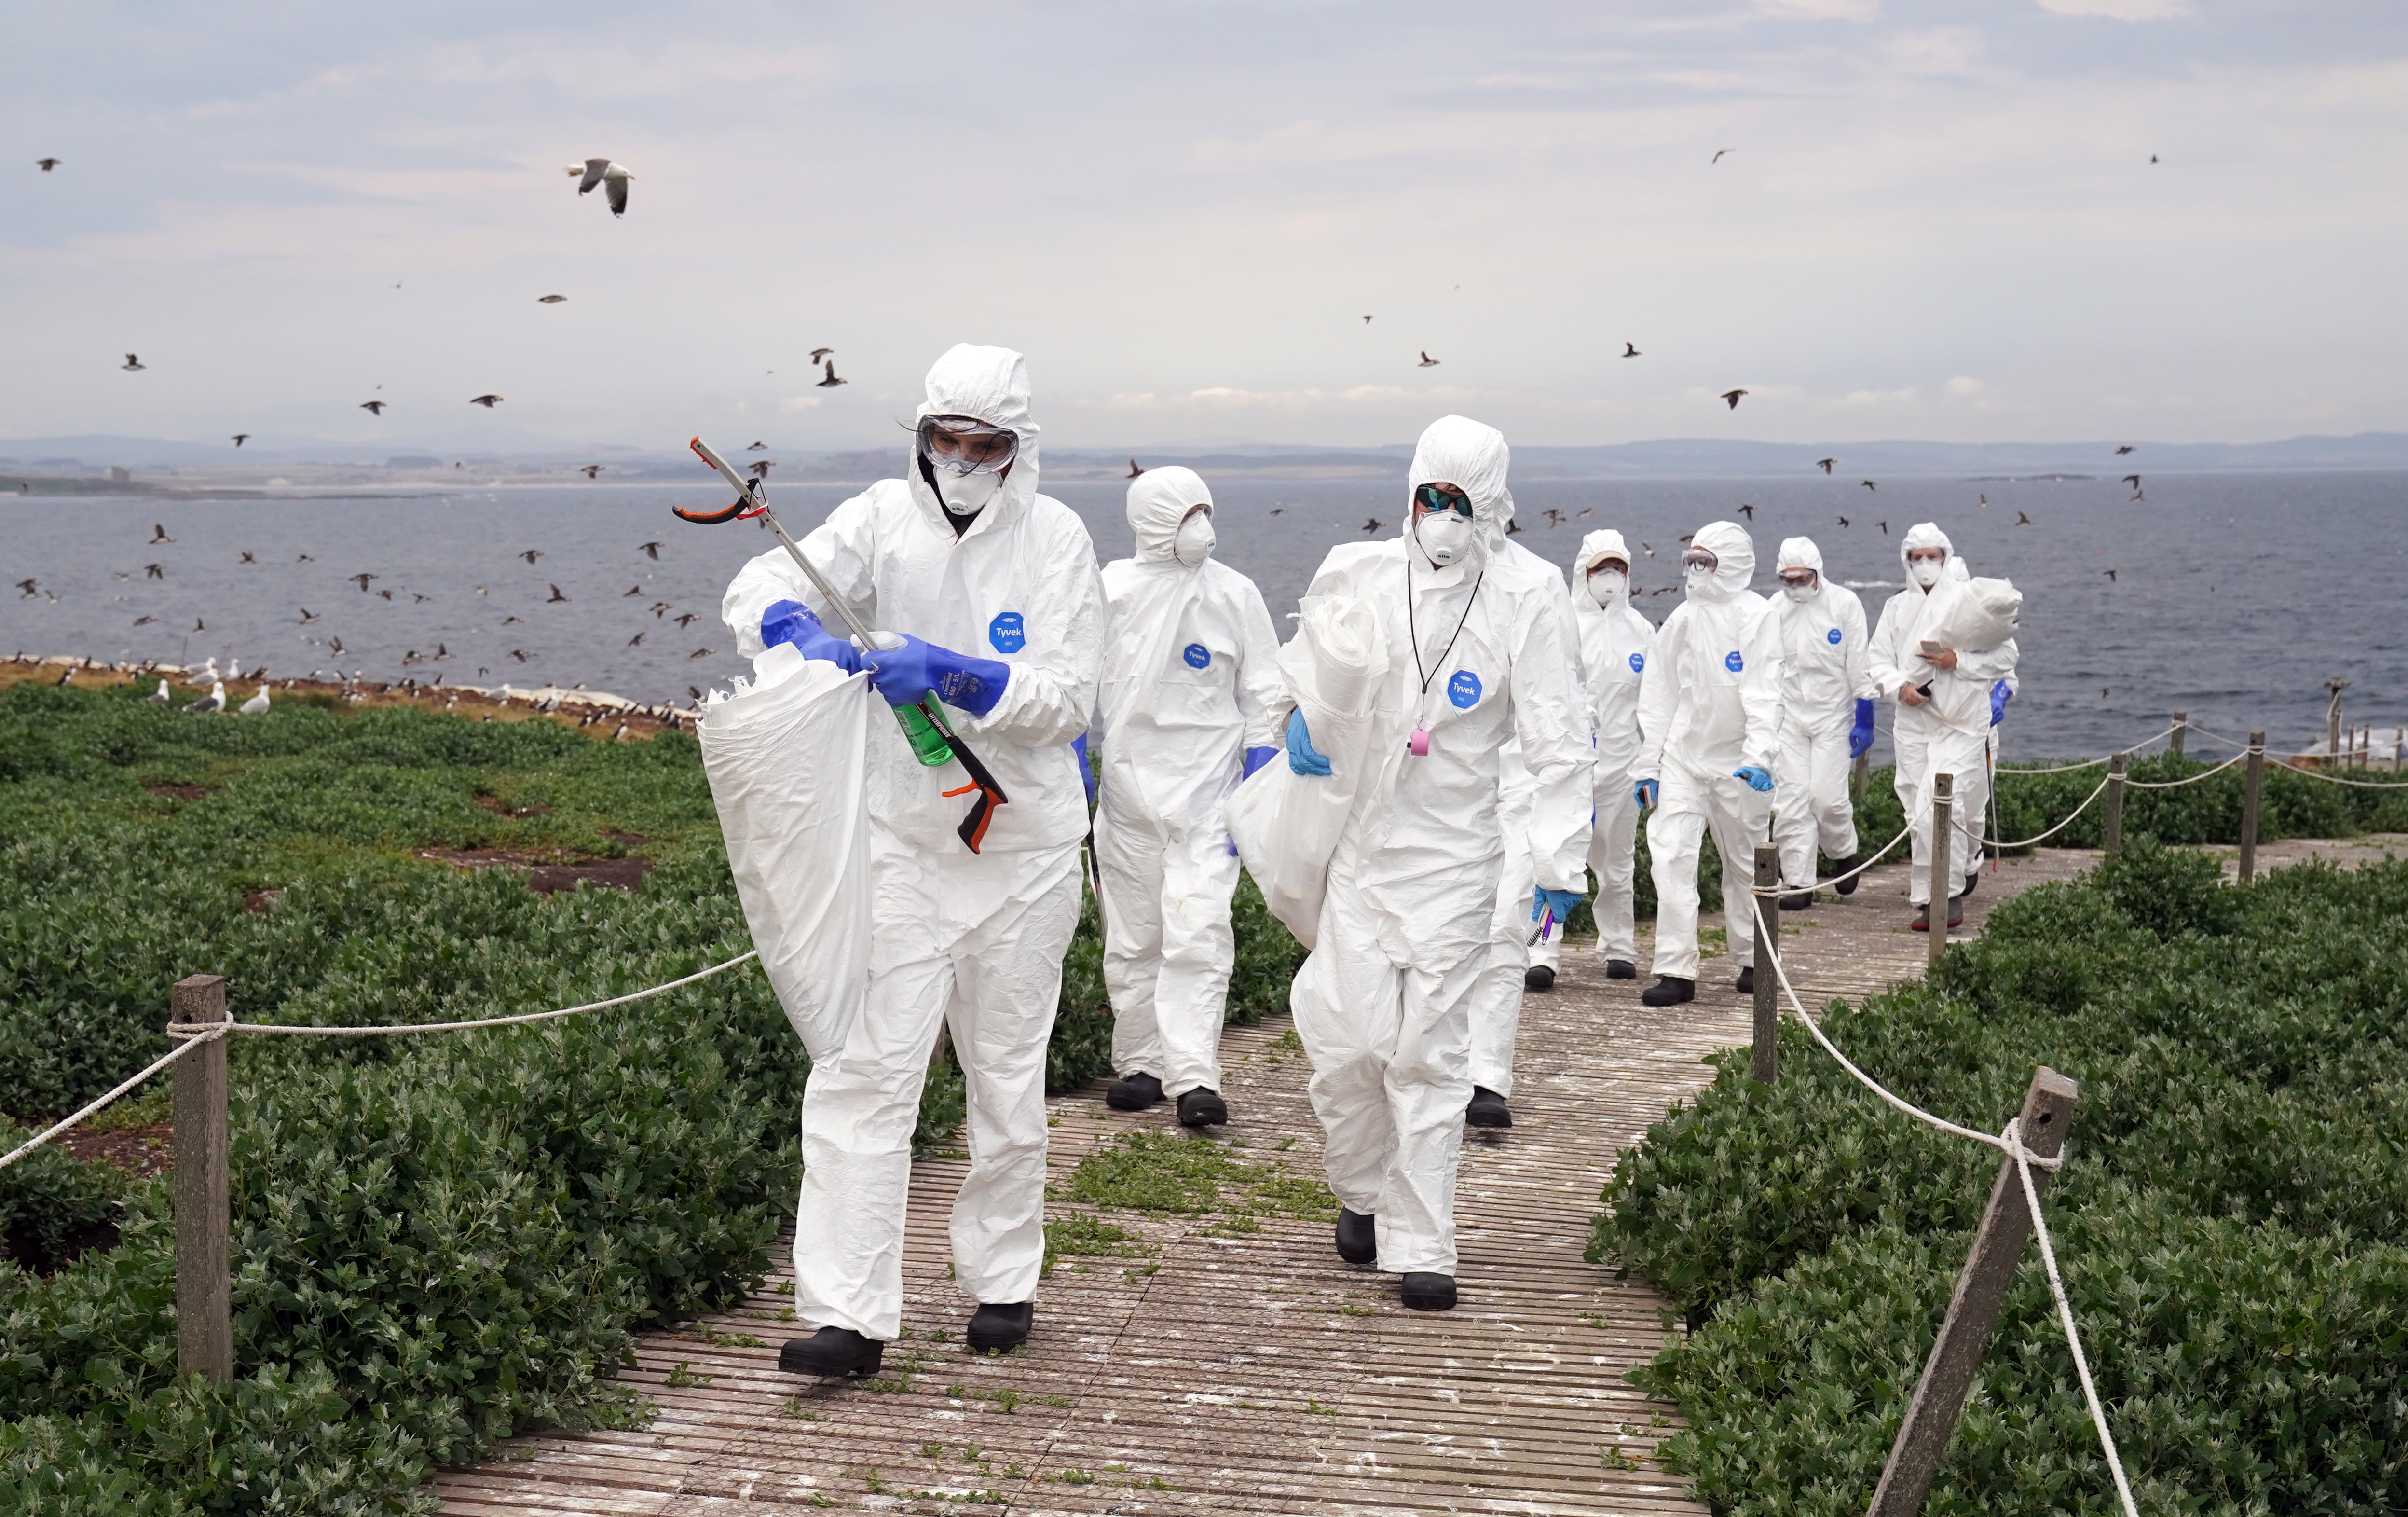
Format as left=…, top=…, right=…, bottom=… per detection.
left=676, top=435, right=1010, bottom=853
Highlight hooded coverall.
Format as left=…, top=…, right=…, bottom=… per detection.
left=1771, top=537, right=1876, bottom=892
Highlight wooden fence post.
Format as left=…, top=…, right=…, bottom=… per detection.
left=1866, top=1067, right=2081, bottom=1517
left=1752, top=844, right=1779, bottom=1084
left=2169, top=710, right=2187, bottom=760
left=1926, top=772, right=1953, bottom=968
left=2102, top=753, right=2127, bottom=855
left=171, top=974, right=232, bottom=1386
left=2238, top=731, right=2265, bottom=883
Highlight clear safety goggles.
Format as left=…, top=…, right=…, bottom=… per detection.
left=1413, top=482, right=1473, bottom=518
left=1779, top=570, right=1818, bottom=589
left=1681, top=547, right=1718, bottom=570
left=916, top=415, right=1019, bottom=477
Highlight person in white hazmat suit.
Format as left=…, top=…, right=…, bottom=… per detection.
left=720, top=344, right=1102, bottom=1379
left=1283, top=415, right=1591, bottom=1309
left=1459, top=497, right=1585, bottom=1130
left=1090, top=467, right=1284, bottom=1129
left=1769, top=537, right=1878, bottom=910
left=1548, top=530, right=1656, bottom=982
left=1632, top=522, right=1784, bottom=1007
left=1866, top=523, right=2019, bottom=932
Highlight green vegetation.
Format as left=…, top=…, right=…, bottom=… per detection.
left=1590, top=841, right=2408, bottom=1514
left=0, top=680, right=1299, bottom=1514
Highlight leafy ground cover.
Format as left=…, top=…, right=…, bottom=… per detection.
left=0, top=680, right=1299, bottom=1514
left=1591, top=841, right=2408, bottom=1515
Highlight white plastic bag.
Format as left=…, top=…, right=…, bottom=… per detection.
left=698, top=642, right=873, bottom=1064
left=1927, top=575, right=2022, bottom=654
left=1225, top=594, right=1393, bottom=948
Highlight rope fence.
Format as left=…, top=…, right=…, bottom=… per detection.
left=0, top=949, right=760, bottom=1175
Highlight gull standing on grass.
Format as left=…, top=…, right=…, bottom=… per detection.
left=239, top=684, right=272, bottom=716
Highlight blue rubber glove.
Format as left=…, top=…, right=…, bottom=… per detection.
left=1633, top=778, right=1658, bottom=810
left=861, top=632, right=1009, bottom=716
left=1849, top=697, right=1876, bottom=758
left=1990, top=680, right=2011, bottom=727
left=1242, top=745, right=1278, bottom=781
left=1733, top=765, right=1775, bottom=793
left=1532, top=886, right=1583, bottom=928
left=1072, top=733, right=1096, bottom=806
left=760, top=599, right=862, bottom=675
left=1286, top=709, right=1331, bottom=776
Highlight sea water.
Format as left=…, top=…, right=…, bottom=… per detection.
left=5, top=469, right=2402, bottom=761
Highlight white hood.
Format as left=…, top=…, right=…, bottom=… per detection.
left=1125, top=466, right=1211, bottom=565
left=1898, top=521, right=1951, bottom=580
left=912, top=343, right=1040, bottom=530
left=1575, top=528, right=1633, bottom=608
left=1776, top=536, right=1823, bottom=578
left=1686, top=520, right=1756, bottom=603
left=1407, top=415, right=1511, bottom=570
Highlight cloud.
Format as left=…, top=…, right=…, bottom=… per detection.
left=2034, top=0, right=2190, bottom=18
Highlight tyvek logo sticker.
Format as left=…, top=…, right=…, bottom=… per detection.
left=1827, top=626, right=1844, bottom=645
left=1628, top=651, right=1645, bottom=674
left=1724, top=651, right=1744, bottom=673
left=1448, top=670, right=1482, bottom=708
left=988, top=612, right=1026, bottom=653
left=1183, top=643, right=1211, bottom=669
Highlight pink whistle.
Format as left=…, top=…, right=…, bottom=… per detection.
left=1408, top=728, right=1431, bottom=757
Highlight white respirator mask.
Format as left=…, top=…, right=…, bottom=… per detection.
left=1909, top=557, right=1944, bottom=589
left=1173, top=510, right=1216, bottom=567
left=1587, top=567, right=1627, bottom=609
left=935, top=468, right=1002, bottom=514
left=1783, top=580, right=1817, bottom=603
left=1684, top=563, right=1715, bottom=593
left=1416, top=512, right=1472, bottom=567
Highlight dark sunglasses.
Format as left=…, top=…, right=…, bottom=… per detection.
left=1413, top=483, right=1473, bottom=517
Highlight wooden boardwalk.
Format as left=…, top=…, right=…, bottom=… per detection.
left=434, top=834, right=2392, bottom=1515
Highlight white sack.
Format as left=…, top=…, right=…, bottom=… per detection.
left=1926, top=576, right=2022, bottom=655
left=1225, top=594, right=1393, bottom=947
left=698, top=641, right=874, bottom=1064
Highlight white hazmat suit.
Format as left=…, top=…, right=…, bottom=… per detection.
left=1463, top=509, right=1585, bottom=1105
left=1771, top=537, right=1876, bottom=893
left=1091, top=468, right=1284, bottom=1103
left=1288, top=416, right=1591, bottom=1279
left=721, top=344, right=1102, bottom=1345
left=1557, top=530, right=1657, bottom=970
left=1633, top=522, right=1784, bottom=986
left=1866, top=523, right=2019, bottom=910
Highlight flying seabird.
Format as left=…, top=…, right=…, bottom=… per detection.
left=817, top=361, right=848, bottom=388
left=520, top=549, right=543, bottom=564
left=2122, top=474, right=2141, bottom=488
left=628, top=632, right=646, bottom=647
left=134, top=615, right=156, bottom=626
left=745, top=441, right=767, bottom=451
left=1737, top=503, right=1755, bottom=519
left=637, top=541, right=662, bottom=559
left=1712, top=149, right=1729, bottom=163
left=538, top=294, right=567, bottom=303
left=1720, top=389, right=1747, bottom=409
left=570, top=159, right=634, bottom=216
left=1621, top=342, right=1640, bottom=358
left=2115, top=445, right=2134, bottom=455
left=1816, top=458, right=1834, bottom=473
left=808, top=348, right=833, bottom=363
left=1418, top=351, right=1440, bottom=367
left=510, top=648, right=533, bottom=662
left=1362, top=316, right=1372, bottom=324
left=38, top=158, right=61, bottom=171
left=232, top=433, right=250, bottom=447
left=688, top=647, right=716, bottom=660
left=360, top=400, right=387, bottom=415
left=1877, top=520, right=1888, bottom=534
left=351, top=573, right=376, bottom=590
left=1363, top=517, right=1383, bottom=533
left=2016, top=511, right=2033, bottom=525
left=239, top=551, right=256, bottom=564
left=14, top=578, right=35, bottom=598
left=623, top=584, right=643, bottom=597
left=150, top=523, right=175, bottom=543
left=1861, top=480, right=1877, bottom=491
left=1127, top=459, right=1145, bottom=478
left=581, top=465, right=603, bottom=478
left=675, top=611, right=700, bottom=628
left=1836, top=517, right=1849, bottom=528
left=547, top=583, right=569, bottom=602
left=122, top=354, right=146, bottom=371
left=2103, top=569, right=2119, bottom=582
left=298, top=607, right=319, bottom=624
left=502, top=615, right=523, bottom=625
left=469, top=394, right=504, bottom=407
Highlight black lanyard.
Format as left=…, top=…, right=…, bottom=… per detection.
left=1406, top=560, right=1483, bottom=696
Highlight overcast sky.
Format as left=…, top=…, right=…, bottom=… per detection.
left=5, top=0, right=2404, bottom=454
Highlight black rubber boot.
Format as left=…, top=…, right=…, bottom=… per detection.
left=1523, top=964, right=1555, bottom=992
left=1946, top=895, right=1966, bottom=928
left=780, top=1327, right=884, bottom=1379
left=1105, top=1072, right=1163, bottom=1111
left=1401, top=1272, right=1458, bottom=1311
left=1605, top=959, right=1638, bottom=980
left=1335, top=1208, right=1377, bottom=1265
left=1464, top=1086, right=1512, bottom=1129
left=1641, top=975, right=1695, bottom=1007
left=1734, top=965, right=1754, bottom=995
left=1832, top=855, right=1861, bottom=896
left=965, top=1302, right=1033, bottom=1353
left=1911, top=903, right=1929, bottom=932
left=1964, top=869, right=1981, bottom=898
left=1176, top=1087, right=1228, bottom=1128
left=1779, top=892, right=1812, bottom=911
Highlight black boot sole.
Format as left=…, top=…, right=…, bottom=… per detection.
left=1464, top=1089, right=1513, bottom=1129
left=1604, top=960, right=1638, bottom=979
left=1640, top=978, right=1695, bottom=1007
left=1177, top=1089, right=1229, bottom=1128
left=1105, top=1076, right=1163, bottom=1112
left=780, top=1332, right=884, bottom=1379
left=965, top=1303, right=1033, bottom=1353
left=1401, top=1272, right=1457, bottom=1311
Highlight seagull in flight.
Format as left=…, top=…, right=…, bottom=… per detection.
left=569, top=158, right=634, bottom=216
left=1720, top=389, right=1747, bottom=409
left=469, top=394, right=503, bottom=407
left=360, top=400, right=386, bottom=415
left=1418, top=351, right=1440, bottom=367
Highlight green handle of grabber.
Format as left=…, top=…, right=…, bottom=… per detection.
left=895, top=697, right=955, bottom=767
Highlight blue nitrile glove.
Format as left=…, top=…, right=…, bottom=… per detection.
left=1242, top=745, right=1278, bottom=781
left=1532, top=886, right=1583, bottom=927
left=1633, top=778, right=1659, bottom=809
left=1734, top=765, right=1775, bottom=793
left=1286, top=708, right=1331, bottom=776
left=1072, top=733, right=1096, bottom=806
left=760, top=599, right=862, bottom=675
left=1990, top=679, right=2011, bottom=727
left=860, top=632, right=1009, bottom=716
left=1849, top=697, right=1876, bottom=758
